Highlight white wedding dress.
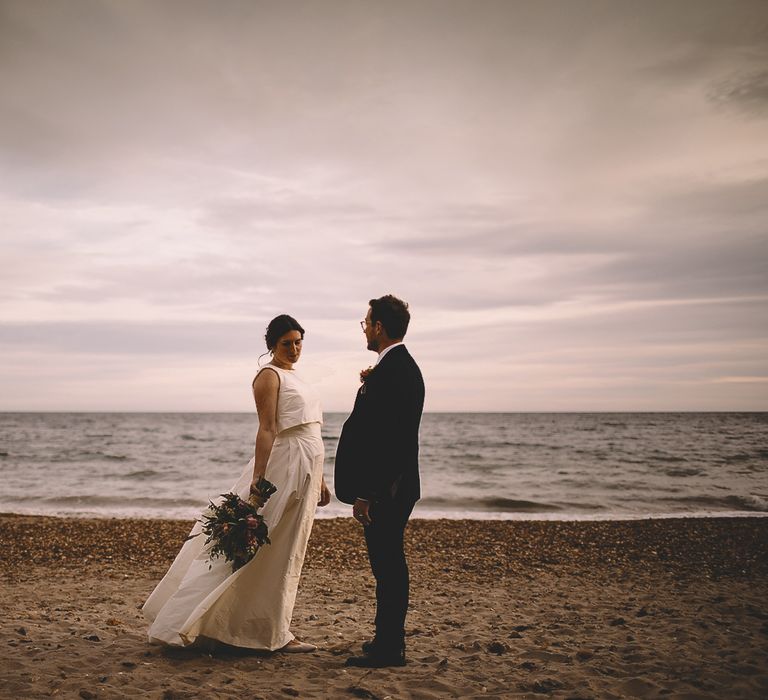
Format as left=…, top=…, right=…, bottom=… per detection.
left=142, top=365, right=324, bottom=650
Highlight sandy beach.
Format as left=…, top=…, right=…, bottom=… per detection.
left=1, top=514, right=766, bottom=699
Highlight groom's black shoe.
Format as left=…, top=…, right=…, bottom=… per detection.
left=361, top=637, right=404, bottom=655
left=345, top=647, right=406, bottom=668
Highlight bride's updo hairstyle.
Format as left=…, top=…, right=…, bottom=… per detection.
left=265, top=314, right=305, bottom=351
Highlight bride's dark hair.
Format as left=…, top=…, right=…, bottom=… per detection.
left=258, top=315, right=305, bottom=365
left=264, top=314, right=305, bottom=351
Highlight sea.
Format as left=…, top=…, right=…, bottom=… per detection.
left=1, top=412, right=767, bottom=521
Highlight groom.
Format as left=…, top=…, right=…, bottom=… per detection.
left=334, top=294, right=425, bottom=668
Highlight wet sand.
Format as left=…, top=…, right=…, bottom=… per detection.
left=1, top=514, right=766, bottom=699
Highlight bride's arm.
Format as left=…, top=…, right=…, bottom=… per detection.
left=251, top=369, right=280, bottom=487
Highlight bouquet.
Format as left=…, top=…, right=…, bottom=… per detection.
left=191, top=477, right=278, bottom=572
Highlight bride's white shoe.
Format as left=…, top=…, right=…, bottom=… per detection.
left=281, top=638, right=317, bottom=653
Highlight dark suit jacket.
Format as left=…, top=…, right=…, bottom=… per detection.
left=334, top=345, right=425, bottom=505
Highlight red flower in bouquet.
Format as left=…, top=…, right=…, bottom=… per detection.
left=190, top=477, right=278, bottom=572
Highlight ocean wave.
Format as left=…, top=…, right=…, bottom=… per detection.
left=459, top=453, right=486, bottom=461
left=664, top=467, right=703, bottom=477
left=722, top=452, right=754, bottom=463
left=485, top=497, right=563, bottom=512
left=4, top=412, right=768, bottom=521
left=51, top=451, right=129, bottom=462
left=123, top=469, right=162, bottom=479
left=34, top=494, right=204, bottom=508
left=499, top=441, right=566, bottom=451
left=180, top=434, right=215, bottom=442
left=455, top=479, right=500, bottom=489
left=557, top=501, right=606, bottom=511
left=660, top=494, right=768, bottom=512
left=651, top=455, right=689, bottom=463
left=740, top=494, right=768, bottom=512
left=420, top=496, right=562, bottom=513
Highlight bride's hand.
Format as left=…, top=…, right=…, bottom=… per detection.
left=249, top=474, right=266, bottom=496
left=318, top=479, right=331, bottom=507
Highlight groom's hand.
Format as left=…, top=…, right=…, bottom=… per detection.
left=318, top=480, right=331, bottom=507
left=353, top=498, right=372, bottom=526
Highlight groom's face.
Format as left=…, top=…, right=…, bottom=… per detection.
left=364, top=308, right=379, bottom=352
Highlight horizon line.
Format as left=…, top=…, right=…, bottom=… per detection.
left=1, top=410, right=766, bottom=415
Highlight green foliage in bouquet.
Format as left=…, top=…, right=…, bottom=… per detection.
left=192, top=477, right=278, bottom=572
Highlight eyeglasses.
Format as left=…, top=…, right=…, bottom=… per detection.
left=359, top=320, right=368, bottom=330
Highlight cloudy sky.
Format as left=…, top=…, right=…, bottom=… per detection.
left=1, top=0, right=767, bottom=412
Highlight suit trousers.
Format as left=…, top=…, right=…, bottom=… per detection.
left=363, top=496, right=417, bottom=650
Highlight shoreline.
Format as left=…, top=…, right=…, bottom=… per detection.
left=3, top=513, right=766, bottom=577
left=2, top=515, right=767, bottom=699
left=2, top=508, right=767, bottom=522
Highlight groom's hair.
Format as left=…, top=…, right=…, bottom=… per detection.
left=369, top=295, right=410, bottom=339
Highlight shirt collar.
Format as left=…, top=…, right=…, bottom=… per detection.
left=376, top=341, right=404, bottom=365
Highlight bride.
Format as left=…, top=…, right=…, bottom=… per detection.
left=142, top=314, right=331, bottom=653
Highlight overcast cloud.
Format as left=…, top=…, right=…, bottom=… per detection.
left=1, top=0, right=767, bottom=411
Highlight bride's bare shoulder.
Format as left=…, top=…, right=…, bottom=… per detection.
left=252, top=366, right=280, bottom=390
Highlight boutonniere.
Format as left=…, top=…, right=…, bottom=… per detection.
left=359, top=365, right=376, bottom=393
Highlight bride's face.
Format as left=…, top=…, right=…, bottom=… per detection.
left=273, top=330, right=303, bottom=367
